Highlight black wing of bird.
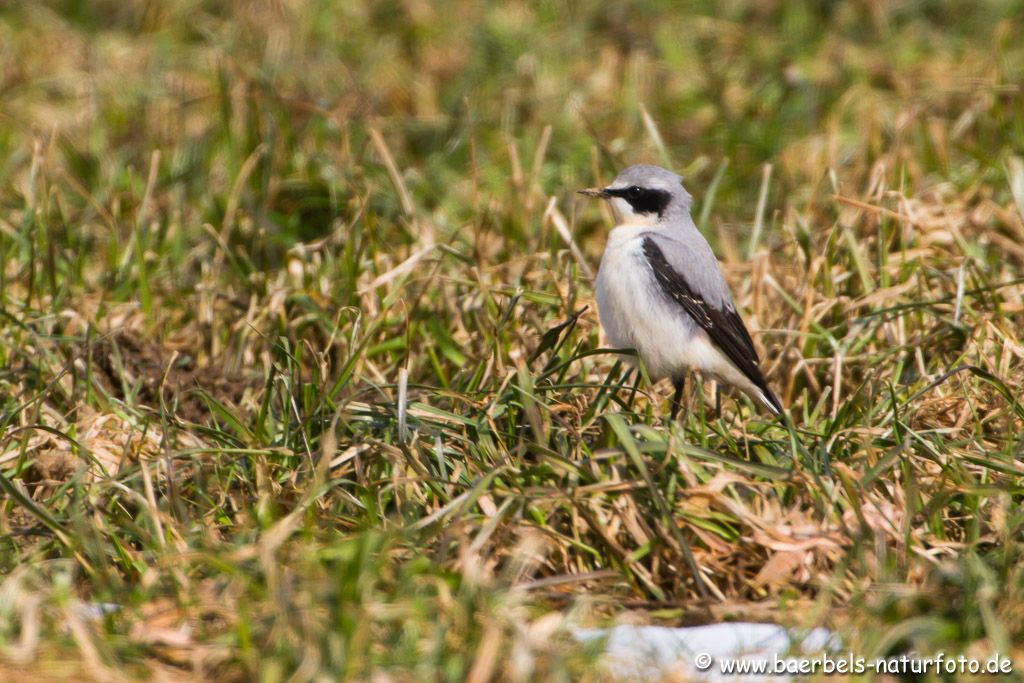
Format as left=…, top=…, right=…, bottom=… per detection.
left=642, top=236, right=782, bottom=414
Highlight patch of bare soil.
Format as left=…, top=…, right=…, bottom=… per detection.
left=83, top=332, right=260, bottom=424
left=4, top=330, right=263, bottom=503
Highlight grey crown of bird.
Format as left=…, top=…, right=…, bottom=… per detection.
left=579, top=164, right=782, bottom=417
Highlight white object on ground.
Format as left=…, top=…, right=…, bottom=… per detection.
left=573, top=622, right=838, bottom=682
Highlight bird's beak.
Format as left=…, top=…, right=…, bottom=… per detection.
left=578, top=187, right=610, bottom=198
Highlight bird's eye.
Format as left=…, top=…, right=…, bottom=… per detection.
left=627, top=186, right=642, bottom=199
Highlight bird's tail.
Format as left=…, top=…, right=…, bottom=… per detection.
left=757, top=387, right=784, bottom=416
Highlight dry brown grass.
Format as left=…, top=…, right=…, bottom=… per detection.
left=2, top=1, right=1024, bottom=680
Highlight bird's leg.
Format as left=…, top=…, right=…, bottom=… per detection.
left=714, top=382, right=722, bottom=420
left=670, top=376, right=686, bottom=421
left=624, top=367, right=640, bottom=410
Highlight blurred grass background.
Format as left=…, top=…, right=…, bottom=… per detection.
left=2, top=0, right=1024, bottom=680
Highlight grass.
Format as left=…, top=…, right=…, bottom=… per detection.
left=2, top=0, right=1024, bottom=680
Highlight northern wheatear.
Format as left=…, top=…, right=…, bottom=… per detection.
left=580, top=164, right=782, bottom=418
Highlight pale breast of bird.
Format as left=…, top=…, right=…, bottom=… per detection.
left=595, top=224, right=708, bottom=381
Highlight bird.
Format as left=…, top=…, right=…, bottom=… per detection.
left=579, top=164, right=782, bottom=419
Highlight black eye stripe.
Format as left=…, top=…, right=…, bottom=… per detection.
left=606, top=186, right=672, bottom=217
